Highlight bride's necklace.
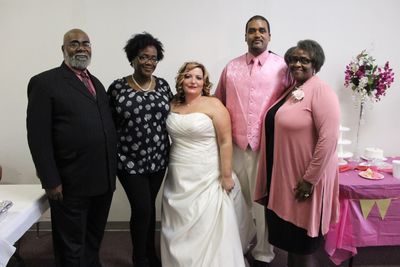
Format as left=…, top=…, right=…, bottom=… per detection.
left=132, top=74, right=153, bottom=92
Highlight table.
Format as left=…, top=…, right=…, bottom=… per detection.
left=325, top=158, right=400, bottom=265
left=0, top=184, right=49, bottom=267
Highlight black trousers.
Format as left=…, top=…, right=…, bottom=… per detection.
left=49, top=191, right=113, bottom=267
left=118, top=169, right=165, bottom=267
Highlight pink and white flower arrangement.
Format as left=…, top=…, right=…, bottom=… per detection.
left=344, top=50, right=394, bottom=102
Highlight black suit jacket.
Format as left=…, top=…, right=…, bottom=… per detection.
left=27, top=62, right=117, bottom=196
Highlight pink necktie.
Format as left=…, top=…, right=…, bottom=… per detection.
left=80, top=72, right=96, bottom=97
left=250, top=58, right=260, bottom=76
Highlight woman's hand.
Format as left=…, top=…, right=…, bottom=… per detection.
left=221, top=176, right=235, bottom=194
left=294, top=180, right=314, bottom=201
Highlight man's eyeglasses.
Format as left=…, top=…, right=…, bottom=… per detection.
left=288, top=56, right=312, bottom=65
left=68, top=41, right=91, bottom=49
left=136, top=55, right=159, bottom=64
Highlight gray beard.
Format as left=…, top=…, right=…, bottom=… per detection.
left=65, top=53, right=91, bottom=70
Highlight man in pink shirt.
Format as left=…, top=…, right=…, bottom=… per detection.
left=215, top=15, right=287, bottom=267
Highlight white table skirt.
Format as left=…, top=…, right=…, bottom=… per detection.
left=0, top=184, right=49, bottom=267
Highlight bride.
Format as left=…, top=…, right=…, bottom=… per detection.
left=160, top=62, right=252, bottom=267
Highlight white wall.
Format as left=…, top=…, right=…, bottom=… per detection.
left=1, top=0, right=399, bottom=221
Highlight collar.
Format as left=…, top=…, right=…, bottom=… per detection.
left=246, top=50, right=270, bottom=66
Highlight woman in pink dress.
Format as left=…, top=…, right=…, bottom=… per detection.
left=255, top=40, right=340, bottom=267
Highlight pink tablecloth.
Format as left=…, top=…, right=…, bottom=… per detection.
left=325, top=157, right=400, bottom=265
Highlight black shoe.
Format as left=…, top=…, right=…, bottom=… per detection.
left=252, top=260, right=270, bottom=267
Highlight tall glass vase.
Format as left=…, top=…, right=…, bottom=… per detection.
left=352, top=100, right=366, bottom=162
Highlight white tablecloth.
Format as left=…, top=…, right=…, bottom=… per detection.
left=0, top=184, right=49, bottom=267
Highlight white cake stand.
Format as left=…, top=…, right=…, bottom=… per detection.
left=338, top=126, right=353, bottom=165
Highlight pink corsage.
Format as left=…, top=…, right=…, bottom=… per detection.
left=291, top=87, right=304, bottom=101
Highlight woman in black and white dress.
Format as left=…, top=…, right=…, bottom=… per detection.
left=107, top=32, right=173, bottom=267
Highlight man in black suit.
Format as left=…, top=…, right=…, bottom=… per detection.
left=27, top=28, right=117, bottom=267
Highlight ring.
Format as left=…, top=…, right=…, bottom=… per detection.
left=304, top=193, right=310, bottom=198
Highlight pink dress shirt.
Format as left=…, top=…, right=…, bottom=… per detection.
left=215, top=50, right=287, bottom=151
left=254, top=75, right=340, bottom=237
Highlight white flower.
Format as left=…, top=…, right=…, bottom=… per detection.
left=292, top=87, right=304, bottom=101
left=351, top=63, right=359, bottom=72
left=358, top=76, right=368, bottom=89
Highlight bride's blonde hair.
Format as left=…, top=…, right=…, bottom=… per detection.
left=175, top=61, right=212, bottom=103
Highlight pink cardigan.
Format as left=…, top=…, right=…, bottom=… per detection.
left=254, top=75, right=340, bottom=237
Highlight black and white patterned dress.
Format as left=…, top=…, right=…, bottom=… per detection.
left=108, top=76, right=173, bottom=175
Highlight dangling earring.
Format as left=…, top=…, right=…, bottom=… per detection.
left=313, top=69, right=316, bottom=75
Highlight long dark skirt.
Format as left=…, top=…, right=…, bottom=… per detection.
left=266, top=209, right=323, bottom=255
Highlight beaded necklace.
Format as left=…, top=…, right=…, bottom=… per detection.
left=132, top=74, right=153, bottom=92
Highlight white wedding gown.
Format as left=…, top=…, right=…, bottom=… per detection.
left=161, top=112, right=254, bottom=267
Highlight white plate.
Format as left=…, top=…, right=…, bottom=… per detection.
left=338, top=140, right=352, bottom=145
left=358, top=171, right=384, bottom=180
left=361, top=155, right=387, bottom=161
left=358, top=161, right=392, bottom=169
left=338, top=152, right=353, bottom=158
left=376, top=162, right=392, bottom=168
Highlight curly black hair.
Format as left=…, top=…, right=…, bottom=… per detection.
left=297, top=39, right=325, bottom=73
left=124, top=32, right=164, bottom=63
left=284, top=46, right=297, bottom=65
